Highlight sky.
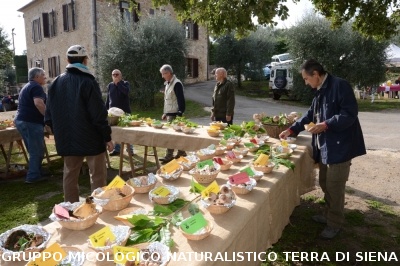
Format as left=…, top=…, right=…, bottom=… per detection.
left=0, top=0, right=314, bottom=55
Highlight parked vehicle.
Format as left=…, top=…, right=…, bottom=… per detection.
left=1, top=95, right=19, bottom=112
left=269, top=62, right=294, bottom=100
left=271, top=53, right=293, bottom=66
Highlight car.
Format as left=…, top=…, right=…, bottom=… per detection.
left=1, top=95, right=19, bottom=112
left=269, top=63, right=294, bottom=100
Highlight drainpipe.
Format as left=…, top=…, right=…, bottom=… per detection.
left=92, top=0, right=98, bottom=76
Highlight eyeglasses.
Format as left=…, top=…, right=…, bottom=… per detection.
left=112, top=73, right=120, bottom=76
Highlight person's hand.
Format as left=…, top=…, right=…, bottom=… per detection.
left=113, top=75, right=122, bottom=84
left=226, top=115, right=232, bottom=122
left=161, top=114, right=167, bottom=120
left=106, top=141, right=114, bottom=152
left=308, top=122, right=327, bottom=134
left=44, top=125, right=53, bottom=135
left=279, top=129, right=291, bottom=140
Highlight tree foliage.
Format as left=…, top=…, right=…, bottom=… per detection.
left=287, top=15, right=388, bottom=104
left=96, top=14, right=187, bottom=109
left=214, top=27, right=276, bottom=87
left=0, top=26, right=14, bottom=92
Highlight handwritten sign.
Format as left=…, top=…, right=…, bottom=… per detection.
left=254, top=154, right=269, bottom=166
left=53, top=204, right=69, bottom=219
left=161, top=159, right=180, bottom=173
left=27, top=243, right=67, bottom=266
left=201, top=181, right=220, bottom=198
left=196, top=159, right=214, bottom=169
left=229, top=172, right=250, bottom=184
left=152, top=186, right=171, bottom=197
left=89, top=226, right=116, bottom=247
left=180, top=213, right=208, bottom=234
left=107, top=175, right=126, bottom=189
left=240, top=166, right=255, bottom=177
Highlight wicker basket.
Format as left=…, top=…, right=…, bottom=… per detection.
left=196, top=153, right=215, bottom=161
left=116, top=206, right=147, bottom=226
left=233, top=147, right=249, bottom=157
left=0, top=125, right=7, bottom=130
left=247, top=144, right=259, bottom=152
left=192, top=171, right=219, bottom=184
left=127, top=179, right=156, bottom=194
left=218, top=160, right=233, bottom=171
left=149, top=185, right=179, bottom=205
left=214, top=146, right=226, bottom=155
left=129, top=120, right=142, bottom=126
left=207, top=204, right=231, bottom=214
left=93, top=185, right=135, bottom=211
left=88, top=226, right=131, bottom=254
left=180, top=221, right=213, bottom=241
left=157, top=167, right=183, bottom=181
left=210, top=122, right=227, bottom=129
left=225, top=155, right=243, bottom=163
left=273, top=147, right=293, bottom=159
left=230, top=186, right=251, bottom=195
left=107, top=116, right=119, bottom=126
left=252, top=162, right=275, bottom=174
left=207, top=130, right=220, bottom=137
left=152, top=123, right=165, bottom=129
left=262, top=123, right=290, bottom=139
left=58, top=211, right=101, bottom=230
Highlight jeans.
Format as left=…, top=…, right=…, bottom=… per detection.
left=15, top=120, right=44, bottom=182
left=113, top=143, right=134, bottom=153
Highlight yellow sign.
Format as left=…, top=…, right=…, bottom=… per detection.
left=161, top=159, right=180, bottom=173
left=113, top=246, right=140, bottom=264
left=176, top=156, right=189, bottom=163
left=254, top=154, right=269, bottom=166
left=152, top=186, right=171, bottom=197
left=107, top=175, right=126, bottom=189
left=89, top=226, right=116, bottom=247
left=201, top=181, right=220, bottom=198
left=26, top=242, right=67, bottom=266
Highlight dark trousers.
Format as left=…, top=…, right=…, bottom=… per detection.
left=214, top=115, right=233, bottom=126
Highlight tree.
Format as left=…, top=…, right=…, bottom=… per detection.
left=0, top=26, right=14, bottom=92
left=97, top=14, right=188, bottom=109
left=287, top=15, right=387, bottom=103
left=214, top=27, right=276, bottom=88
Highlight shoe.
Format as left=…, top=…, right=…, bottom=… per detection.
left=175, top=152, right=187, bottom=159
left=126, top=150, right=135, bottom=155
left=320, top=226, right=341, bottom=239
left=109, top=150, right=120, bottom=156
left=159, top=156, right=173, bottom=164
left=25, top=177, right=48, bottom=184
left=312, top=214, right=327, bottom=224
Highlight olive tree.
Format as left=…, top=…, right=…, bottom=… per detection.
left=97, top=14, right=188, bottom=109
left=287, top=15, right=388, bottom=104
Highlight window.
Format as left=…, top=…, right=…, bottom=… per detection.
left=62, top=0, right=76, bottom=32
left=32, top=18, right=42, bottom=43
left=48, top=56, right=61, bottom=78
left=133, top=3, right=140, bottom=22
left=149, top=8, right=154, bottom=15
left=186, top=58, right=199, bottom=78
left=120, top=1, right=140, bottom=23
left=34, top=59, right=44, bottom=68
left=184, top=20, right=199, bottom=40
left=43, top=10, right=57, bottom=38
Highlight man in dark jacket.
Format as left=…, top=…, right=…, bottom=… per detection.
left=279, top=59, right=366, bottom=239
left=45, top=45, right=113, bottom=203
left=211, top=68, right=235, bottom=125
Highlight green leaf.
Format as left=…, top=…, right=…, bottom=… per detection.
left=127, top=214, right=151, bottom=227
left=171, top=212, right=184, bottom=226
left=188, top=203, right=200, bottom=216
left=153, top=205, right=174, bottom=216
left=127, top=228, right=155, bottom=245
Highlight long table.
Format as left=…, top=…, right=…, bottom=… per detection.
left=1, top=128, right=317, bottom=266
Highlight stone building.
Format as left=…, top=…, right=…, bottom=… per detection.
left=17, top=0, right=209, bottom=87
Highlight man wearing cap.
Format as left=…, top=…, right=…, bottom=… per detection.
left=45, top=45, right=113, bottom=203
left=105, top=69, right=134, bottom=156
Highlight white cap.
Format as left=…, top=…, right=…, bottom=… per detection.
left=66, top=45, right=88, bottom=57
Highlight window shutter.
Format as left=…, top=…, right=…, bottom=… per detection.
left=193, top=59, right=199, bottom=78
left=57, top=55, right=60, bottom=76
left=62, top=4, right=68, bottom=31
left=193, top=23, right=199, bottom=40
left=52, top=9, right=57, bottom=36
left=38, top=17, right=42, bottom=41
left=71, top=0, right=76, bottom=30
left=31, top=21, right=35, bottom=42
left=43, top=13, right=50, bottom=38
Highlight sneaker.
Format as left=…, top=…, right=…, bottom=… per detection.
left=312, top=214, right=327, bottom=224
left=25, top=177, right=48, bottom=184
left=159, top=156, right=173, bottom=164
left=109, top=150, right=120, bottom=156
left=175, top=152, right=187, bottom=159
left=320, top=226, right=340, bottom=239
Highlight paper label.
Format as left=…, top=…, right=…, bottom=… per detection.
left=197, top=159, right=214, bottom=169
left=176, top=157, right=189, bottom=163
left=161, top=159, right=180, bottom=173
left=89, top=226, right=116, bottom=247
left=213, top=157, right=224, bottom=165
left=281, top=140, right=288, bottom=147
left=107, top=175, right=126, bottom=189
left=254, top=154, right=269, bottom=166
left=180, top=213, right=208, bottom=234
left=226, top=151, right=236, bottom=159
left=240, top=166, right=255, bottom=177
left=229, top=172, right=250, bottom=184
left=244, top=142, right=255, bottom=148
left=201, top=181, right=220, bottom=198
left=250, top=138, right=258, bottom=144
left=113, top=246, right=140, bottom=264
left=53, top=204, right=70, bottom=219
left=152, top=186, right=171, bottom=197
left=26, top=242, right=67, bottom=266
left=191, top=180, right=206, bottom=193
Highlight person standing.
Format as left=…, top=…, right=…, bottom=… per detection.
left=279, top=59, right=366, bottom=239
left=211, top=68, right=235, bottom=125
left=159, top=64, right=186, bottom=163
left=105, top=69, right=134, bottom=156
left=45, top=45, right=113, bottom=203
left=14, top=67, right=47, bottom=184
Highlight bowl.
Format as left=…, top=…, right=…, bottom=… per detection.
left=180, top=220, right=213, bottom=241
left=88, top=225, right=131, bottom=254
left=196, top=149, right=216, bottom=161
left=91, top=185, right=134, bottom=211
left=228, top=137, right=242, bottom=146
left=207, top=130, right=220, bottom=137
left=214, top=146, right=226, bottom=155
left=182, top=126, right=196, bottom=134
left=227, top=178, right=257, bottom=195
left=115, top=206, right=148, bottom=226
left=251, top=162, right=275, bottom=174
left=152, top=123, right=165, bottom=129
left=273, top=147, right=293, bottom=159
left=129, top=120, right=142, bottom=126
left=225, top=154, right=243, bottom=163
left=126, top=175, right=157, bottom=194
left=210, top=122, right=228, bottom=130
left=157, top=166, right=183, bottom=181
left=177, top=155, right=200, bottom=171
left=245, top=144, right=260, bottom=152
left=281, top=137, right=296, bottom=143
left=149, top=185, right=179, bottom=205
left=189, top=163, right=221, bottom=184
left=172, top=124, right=182, bottom=131
left=200, top=190, right=236, bottom=214
left=217, top=159, right=233, bottom=171
left=233, top=147, right=249, bottom=157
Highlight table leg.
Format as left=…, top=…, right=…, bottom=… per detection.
left=119, top=142, right=124, bottom=177
left=5, top=142, right=14, bottom=177
left=153, top=147, right=160, bottom=169
left=126, top=145, right=135, bottom=177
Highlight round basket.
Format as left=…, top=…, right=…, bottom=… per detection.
left=207, top=130, right=220, bottom=137
left=180, top=221, right=213, bottom=241
left=247, top=144, right=260, bottom=152
left=196, top=153, right=215, bottom=161
left=230, top=186, right=251, bottom=195
left=172, top=124, right=182, bottom=131
left=88, top=226, right=131, bottom=254
left=233, top=148, right=249, bottom=157
left=93, top=185, right=135, bottom=211
left=207, top=204, right=231, bottom=214
left=152, top=123, right=165, bottom=129
left=182, top=127, right=196, bottom=134
left=127, top=179, right=156, bottom=194
left=192, top=171, right=219, bottom=184
left=58, top=211, right=101, bottom=230
left=262, top=123, right=291, bottom=139
left=0, top=125, right=7, bottom=130
left=179, top=160, right=197, bottom=171
left=107, top=116, right=119, bottom=126
left=252, top=162, right=275, bottom=174
left=225, top=155, right=243, bottom=163
left=116, top=206, right=147, bottom=226
left=149, top=185, right=179, bottom=205
left=273, top=147, right=293, bottom=159
left=156, top=167, right=183, bottom=181
left=218, top=160, right=233, bottom=171
left=214, top=146, right=226, bottom=155
left=129, top=120, right=142, bottom=126
left=210, top=122, right=227, bottom=130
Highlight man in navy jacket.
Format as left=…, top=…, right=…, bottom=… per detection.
left=280, top=59, right=366, bottom=239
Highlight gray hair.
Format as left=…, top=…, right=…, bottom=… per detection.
left=216, top=67, right=227, bottom=77
left=159, top=64, right=173, bottom=74
left=28, top=67, right=45, bottom=81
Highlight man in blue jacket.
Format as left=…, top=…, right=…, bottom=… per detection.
left=280, top=59, right=366, bottom=239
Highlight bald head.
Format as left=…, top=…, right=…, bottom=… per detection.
left=215, top=67, right=227, bottom=82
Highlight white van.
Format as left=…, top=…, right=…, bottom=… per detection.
left=271, top=53, right=293, bottom=66
left=269, top=62, right=294, bottom=100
